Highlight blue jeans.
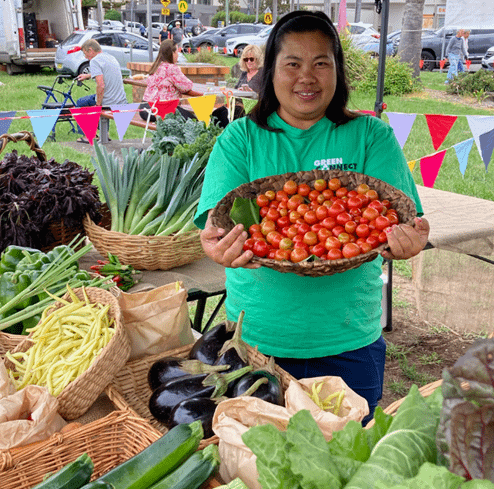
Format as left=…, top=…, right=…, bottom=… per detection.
left=274, top=335, right=386, bottom=426
left=75, top=94, right=96, bottom=134
left=447, top=53, right=460, bottom=80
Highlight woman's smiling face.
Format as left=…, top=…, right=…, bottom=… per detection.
left=273, top=30, right=337, bottom=130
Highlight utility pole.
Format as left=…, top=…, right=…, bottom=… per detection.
left=147, top=0, right=153, bottom=62
left=323, top=0, right=331, bottom=19
left=225, top=0, right=229, bottom=26
left=255, top=0, right=259, bottom=22
left=273, top=0, right=277, bottom=25
left=355, top=0, right=362, bottom=22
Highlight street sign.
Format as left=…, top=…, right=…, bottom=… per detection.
left=161, top=7, right=170, bottom=15
left=178, top=0, right=188, bottom=13
left=264, top=12, right=272, bottom=24
left=160, top=0, right=170, bottom=6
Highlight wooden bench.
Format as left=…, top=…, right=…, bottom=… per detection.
left=99, top=110, right=156, bottom=143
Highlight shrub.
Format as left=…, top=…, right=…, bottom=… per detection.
left=211, top=12, right=258, bottom=26
left=187, top=50, right=226, bottom=65
left=104, top=9, right=121, bottom=21
left=446, top=69, right=494, bottom=96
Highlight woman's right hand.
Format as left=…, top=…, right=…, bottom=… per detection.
left=201, top=213, right=260, bottom=269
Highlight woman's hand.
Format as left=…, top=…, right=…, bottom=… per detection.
left=381, top=217, right=430, bottom=261
left=201, top=214, right=260, bottom=269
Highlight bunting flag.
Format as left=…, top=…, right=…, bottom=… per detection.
left=478, top=127, right=494, bottom=171
left=425, top=114, right=457, bottom=150
left=188, top=94, right=216, bottom=126
left=408, top=160, right=416, bottom=172
left=0, top=111, right=16, bottom=136
left=386, top=112, right=417, bottom=149
left=110, top=103, right=141, bottom=141
left=453, top=138, right=474, bottom=175
left=439, top=59, right=446, bottom=69
left=337, top=0, right=347, bottom=33
left=155, top=100, right=179, bottom=119
left=420, top=150, right=447, bottom=188
left=242, top=98, right=257, bottom=114
left=466, top=115, right=494, bottom=160
left=466, top=60, right=472, bottom=70
left=26, top=109, right=61, bottom=147
left=69, top=106, right=102, bottom=145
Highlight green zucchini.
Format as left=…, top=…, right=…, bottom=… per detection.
left=147, top=444, right=220, bottom=489
left=80, top=420, right=204, bottom=489
left=33, top=453, right=93, bottom=489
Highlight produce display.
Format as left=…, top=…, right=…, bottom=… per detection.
left=147, top=313, right=285, bottom=438
left=0, top=238, right=112, bottom=334
left=32, top=453, right=94, bottom=489
left=89, top=252, right=141, bottom=291
left=307, top=381, right=345, bottom=415
left=0, top=149, right=101, bottom=252
left=240, top=178, right=400, bottom=262
left=5, top=285, right=116, bottom=395
left=90, top=143, right=207, bottom=236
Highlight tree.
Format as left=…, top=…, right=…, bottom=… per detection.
left=217, top=0, right=241, bottom=13
left=397, top=0, right=425, bottom=78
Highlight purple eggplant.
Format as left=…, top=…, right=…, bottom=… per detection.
left=214, top=311, right=249, bottom=374
left=147, top=356, right=231, bottom=391
left=188, top=321, right=235, bottom=365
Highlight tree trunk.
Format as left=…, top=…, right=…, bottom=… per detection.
left=397, top=0, right=425, bottom=78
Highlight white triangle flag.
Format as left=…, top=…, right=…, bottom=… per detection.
left=466, top=115, right=494, bottom=158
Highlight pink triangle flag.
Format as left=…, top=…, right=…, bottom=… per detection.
left=69, top=106, right=102, bottom=145
left=420, top=150, right=447, bottom=188
left=155, top=100, right=180, bottom=119
left=386, top=113, right=417, bottom=149
left=478, top=127, right=494, bottom=171
left=110, top=104, right=141, bottom=141
left=425, top=114, right=457, bottom=150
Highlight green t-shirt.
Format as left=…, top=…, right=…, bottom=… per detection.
left=195, top=113, right=422, bottom=358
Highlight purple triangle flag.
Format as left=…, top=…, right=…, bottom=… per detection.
left=0, top=111, right=16, bottom=136
left=479, top=127, right=494, bottom=171
left=26, top=109, right=61, bottom=147
left=110, top=104, right=140, bottom=141
left=385, top=113, right=417, bottom=149
left=453, top=138, right=474, bottom=176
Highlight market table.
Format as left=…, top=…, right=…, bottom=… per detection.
left=79, top=249, right=226, bottom=332
left=384, top=185, right=494, bottom=331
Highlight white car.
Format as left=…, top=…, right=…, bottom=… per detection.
left=482, top=45, right=494, bottom=71
left=124, top=21, right=145, bottom=36
left=225, top=25, right=273, bottom=57
left=102, top=20, right=125, bottom=30
left=145, top=22, right=166, bottom=39
left=348, top=22, right=380, bottom=47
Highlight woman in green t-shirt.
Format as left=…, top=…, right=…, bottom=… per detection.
left=195, top=10, right=430, bottom=425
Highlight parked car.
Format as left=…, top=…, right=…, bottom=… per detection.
left=388, top=28, right=436, bottom=55
left=145, top=22, right=166, bottom=39
left=360, top=28, right=436, bottom=57
left=55, top=29, right=160, bottom=77
left=101, top=20, right=125, bottom=30
left=182, top=28, right=220, bottom=51
left=225, top=25, right=273, bottom=57
left=482, top=45, right=494, bottom=71
left=167, top=18, right=205, bottom=37
left=188, top=23, right=266, bottom=50
left=348, top=22, right=380, bottom=47
left=124, top=21, right=145, bottom=35
left=421, top=27, right=494, bottom=71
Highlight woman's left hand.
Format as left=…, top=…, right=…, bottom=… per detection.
left=381, top=217, right=430, bottom=260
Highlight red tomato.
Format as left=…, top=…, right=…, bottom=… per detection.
left=356, top=223, right=370, bottom=238
left=277, top=215, right=291, bottom=228
left=287, top=194, right=304, bottom=210
left=251, top=231, right=265, bottom=240
left=311, top=223, right=323, bottom=233
left=297, top=222, right=311, bottom=234
left=362, top=206, right=380, bottom=221
left=321, top=217, right=337, bottom=230
left=303, top=231, right=318, bottom=246
left=256, top=194, right=269, bottom=207
left=289, top=211, right=302, bottom=223
left=311, top=243, right=327, bottom=257
left=347, top=190, right=358, bottom=199
left=332, top=225, right=345, bottom=237
left=304, top=210, right=319, bottom=225
left=294, top=241, right=310, bottom=251
left=261, top=220, right=276, bottom=235
left=366, top=235, right=380, bottom=249
left=358, top=241, right=373, bottom=254
left=314, top=179, right=327, bottom=191
left=350, top=207, right=363, bottom=219
left=286, top=226, right=298, bottom=239
left=265, top=190, right=276, bottom=201
left=279, top=237, right=294, bottom=250
left=267, top=249, right=277, bottom=259
left=336, top=212, right=352, bottom=226
left=342, top=242, right=361, bottom=259
left=325, top=236, right=342, bottom=250
left=328, top=178, right=341, bottom=191
left=267, top=231, right=283, bottom=248
left=317, top=227, right=332, bottom=242
left=386, top=211, right=399, bottom=226
left=368, top=200, right=384, bottom=214
left=347, top=196, right=363, bottom=209
left=249, top=224, right=261, bottom=235
left=243, top=238, right=256, bottom=252
left=308, top=190, right=320, bottom=202
left=292, top=234, right=305, bottom=244
left=266, top=207, right=280, bottom=222
left=322, top=189, right=334, bottom=200
left=274, top=248, right=291, bottom=261
left=327, top=248, right=343, bottom=260
left=345, top=220, right=357, bottom=235
left=297, top=183, right=311, bottom=196
left=290, top=248, right=309, bottom=263
left=381, top=199, right=391, bottom=210
left=335, top=187, right=348, bottom=199
left=253, top=240, right=270, bottom=257
left=260, top=206, right=269, bottom=218
left=315, top=205, right=328, bottom=221
left=356, top=183, right=370, bottom=194
left=378, top=231, right=388, bottom=244
left=338, top=232, right=351, bottom=244
left=365, top=189, right=379, bottom=201
left=276, top=190, right=289, bottom=202
left=280, top=226, right=290, bottom=237
left=296, top=203, right=310, bottom=216
left=283, top=180, right=298, bottom=195
left=328, top=203, right=346, bottom=218
left=375, top=215, right=391, bottom=231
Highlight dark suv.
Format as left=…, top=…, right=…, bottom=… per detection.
left=188, top=23, right=266, bottom=50
left=421, top=27, right=494, bottom=71
left=167, top=18, right=205, bottom=37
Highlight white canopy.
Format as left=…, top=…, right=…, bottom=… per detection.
left=444, top=0, right=493, bottom=29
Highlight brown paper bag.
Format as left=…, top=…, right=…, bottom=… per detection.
left=212, top=397, right=292, bottom=489
left=285, top=376, right=369, bottom=440
left=0, top=361, right=66, bottom=449
left=116, top=281, right=195, bottom=360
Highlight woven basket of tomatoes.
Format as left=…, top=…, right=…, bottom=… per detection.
left=210, top=170, right=417, bottom=277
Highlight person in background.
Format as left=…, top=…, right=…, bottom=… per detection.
left=158, top=25, right=167, bottom=44
left=445, top=29, right=467, bottom=84
left=458, top=29, right=470, bottom=72
left=171, top=21, right=184, bottom=49
left=235, top=44, right=264, bottom=93
left=139, top=40, right=203, bottom=123
left=139, top=23, right=146, bottom=38
left=195, top=10, right=430, bottom=426
left=75, top=39, right=127, bottom=144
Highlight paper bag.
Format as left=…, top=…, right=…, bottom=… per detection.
left=212, top=396, right=292, bottom=489
left=0, top=360, right=66, bottom=449
left=117, top=281, right=195, bottom=360
left=285, top=376, right=369, bottom=440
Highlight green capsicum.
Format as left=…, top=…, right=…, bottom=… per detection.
left=0, top=245, right=41, bottom=273
left=0, top=270, right=36, bottom=309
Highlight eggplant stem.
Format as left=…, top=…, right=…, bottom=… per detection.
left=217, top=310, right=249, bottom=363
left=241, top=377, right=269, bottom=397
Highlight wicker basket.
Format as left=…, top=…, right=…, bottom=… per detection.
left=83, top=213, right=206, bottom=271
left=105, top=343, right=297, bottom=449
left=210, top=169, right=417, bottom=277
left=0, top=332, right=23, bottom=358
left=3, top=287, right=131, bottom=420
left=0, top=410, right=163, bottom=489
left=0, top=131, right=87, bottom=252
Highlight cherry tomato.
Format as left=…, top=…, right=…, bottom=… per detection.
left=294, top=241, right=310, bottom=251
left=265, top=190, right=276, bottom=201
left=356, top=183, right=370, bottom=194
left=342, top=242, right=361, bottom=259
left=308, top=190, right=320, bottom=202
left=332, top=225, right=345, bottom=237
left=274, top=248, right=291, bottom=261
left=267, top=249, right=277, bottom=259
left=362, top=206, right=380, bottom=221
left=286, top=226, right=298, bottom=239
left=311, top=223, right=323, bottom=233
left=356, top=223, right=370, bottom=238
left=304, top=210, right=319, bottom=225
left=316, top=193, right=326, bottom=205
left=243, top=238, right=256, bottom=252
left=311, top=243, right=327, bottom=258
left=368, top=200, right=384, bottom=214
left=256, top=194, right=269, bottom=207
left=303, top=231, right=318, bottom=246
left=375, top=215, right=391, bottom=231
left=251, top=231, right=265, bottom=240
left=327, top=248, right=344, bottom=260
left=259, top=206, right=269, bottom=218
left=296, top=203, right=310, bottom=216
left=266, top=231, right=283, bottom=248
left=314, top=179, right=327, bottom=191
left=279, top=237, right=294, bottom=250
left=253, top=240, right=270, bottom=257
left=366, top=189, right=379, bottom=201
left=315, top=204, right=329, bottom=221
left=347, top=190, right=358, bottom=199
left=325, top=236, right=342, bottom=250
left=290, top=248, right=309, bottom=263
left=335, top=187, right=348, bottom=199
left=297, top=183, right=311, bottom=196
left=321, top=217, right=337, bottom=230
left=345, top=220, right=357, bottom=235
left=249, top=224, right=261, bottom=236
left=322, top=189, right=334, bottom=200
left=276, top=190, right=289, bottom=202
left=289, top=210, right=302, bottom=223
left=378, top=231, right=388, bottom=244
left=358, top=241, right=373, bottom=254
left=261, top=220, right=276, bottom=235
left=317, top=227, right=332, bottom=242
left=283, top=180, right=298, bottom=195
left=328, top=178, right=341, bottom=191
left=386, top=211, right=399, bottom=226
left=338, top=232, right=351, bottom=244
left=347, top=196, right=363, bottom=209
left=328, top=203, right=346, bottom=218
left=366, top=235, right=380, bottom=249
left=277, top=215, right=291, bottom=228
left=287, top=194, right=305, bottom=210
left=266, top=207, right=280, bottom=222
left=336, top=212, right=352, bottom=226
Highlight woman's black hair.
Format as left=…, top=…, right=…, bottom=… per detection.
left=249, top=10, right=358, bottom=131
